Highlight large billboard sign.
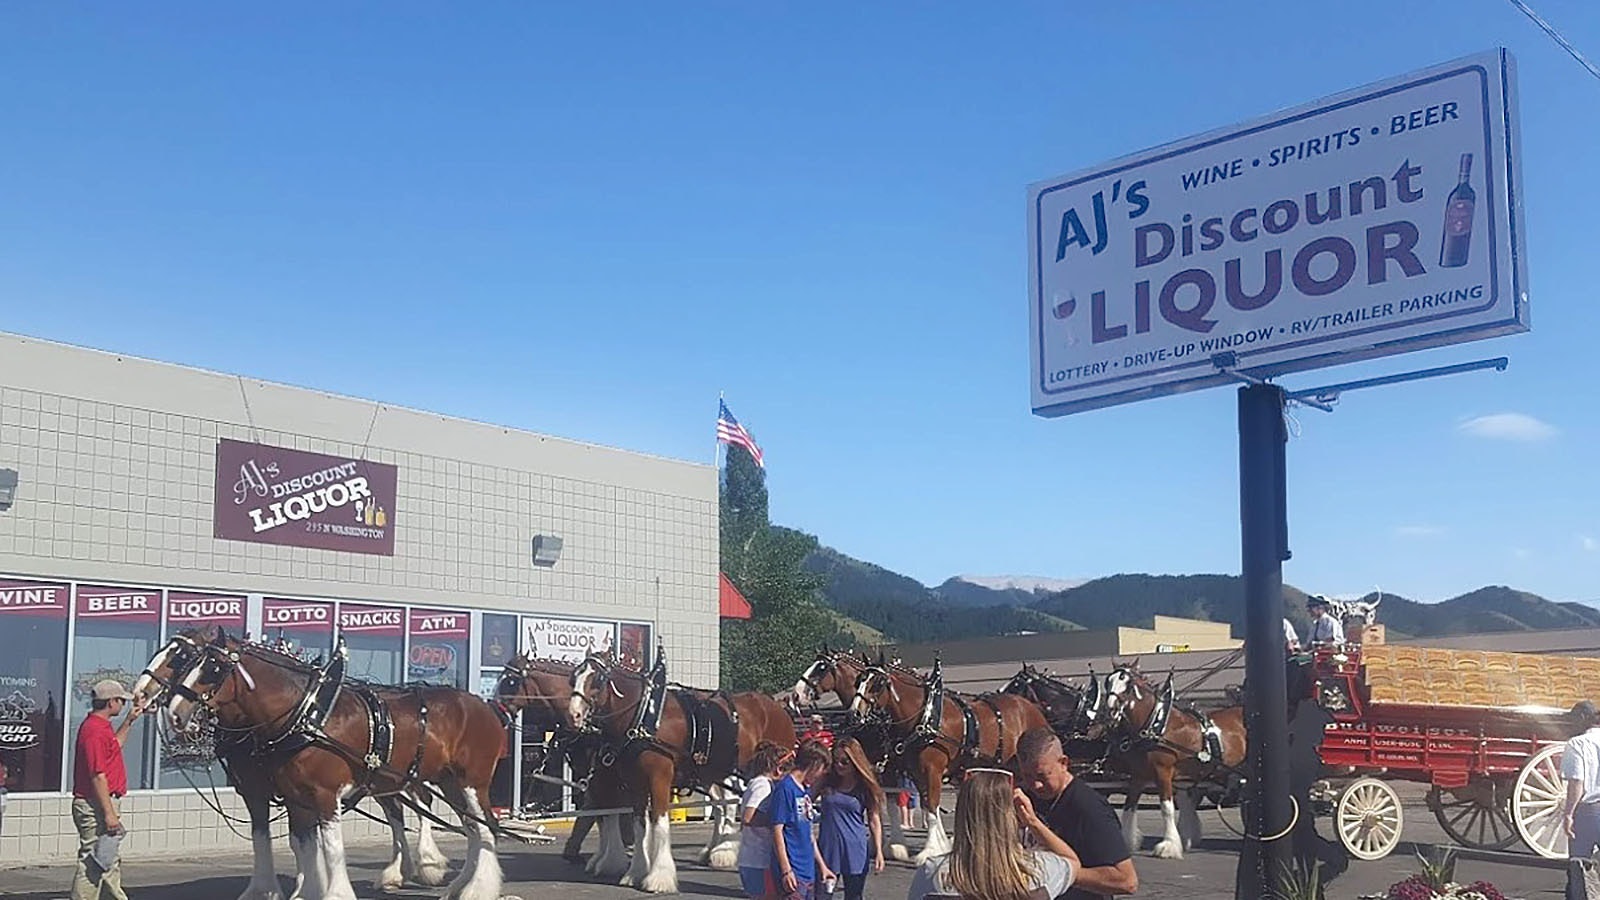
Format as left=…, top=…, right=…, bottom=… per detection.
left=214, top=438, right=398, bottom=555
left=1028, top=49, right=1527, bottom=417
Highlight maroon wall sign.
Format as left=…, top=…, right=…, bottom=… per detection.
left=214, top=438, right=398, bottom=556
left=166, top=592, right=247, bottom=633
left=0, top=579, right=70, bottom=619
left=75, top=585, right=161, bottom=623
left=337, top=602, right=404, bottom=636
left=263, top=598, right=335, bottom=632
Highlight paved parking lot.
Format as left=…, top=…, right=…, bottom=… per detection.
left=0, top=791, right=1571, bottom=900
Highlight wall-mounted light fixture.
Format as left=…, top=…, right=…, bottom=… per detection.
left=0, top=469, right=17, bottom=511
left=531, top=535, right=563, bottom=567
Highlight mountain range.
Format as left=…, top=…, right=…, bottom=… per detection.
left=795, top=531, right=1600, bottom=647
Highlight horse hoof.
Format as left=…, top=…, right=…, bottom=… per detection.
left=707, top=843, right=739, bottom=870
left=375, top=874, right=404, bottom=894
left=889, top=844, right=910, bottom=862
left=415, top=862, right=450, bottom=886
left=639, top=872, right=680, bottom=894
left=1153, top=839, right=1184, bottom=860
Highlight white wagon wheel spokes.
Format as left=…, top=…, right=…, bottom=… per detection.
left=1512, top=743, right=1569, bottom=860
left=1336, top=777, right=1404, bottom=860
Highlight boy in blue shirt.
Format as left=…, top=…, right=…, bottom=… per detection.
left=769, top=742, right=830, bottom=900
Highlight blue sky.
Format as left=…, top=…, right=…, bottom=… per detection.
left=2, top=2, right=1597, bottom=603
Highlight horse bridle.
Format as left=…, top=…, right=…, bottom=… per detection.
left=140, top=634, right=208, bottom=704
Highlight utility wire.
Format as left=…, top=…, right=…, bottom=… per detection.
left=1506, top=0, right=1600, bottom=83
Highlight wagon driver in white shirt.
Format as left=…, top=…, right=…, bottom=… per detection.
left=1304, top=595, right=1344, bottom=648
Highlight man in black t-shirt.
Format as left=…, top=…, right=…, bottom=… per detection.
left=1017, top=728, right=1139, bottom=899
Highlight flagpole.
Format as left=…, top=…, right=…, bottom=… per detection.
left=715, top=391, right=725, bottom=469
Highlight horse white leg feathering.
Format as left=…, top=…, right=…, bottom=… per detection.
left=590, top=814, right=631, bottom=878
left=377, top=801, right=410, bottom=893
left=705, top=786, right=740, bottom=870
left=1122, top=804, right=1144, bottom=853
left=886, top=799, right=910, bottom=862
left=622, top=815, right=650, bottom=888
left=1152, top=797, right=1184, bottom=859
left=1178, top=789, right=1204, bottom=852
left=914, top=807, right=951, bottom=864
left=317, top=818, right=361, bottom=900
left=415, top=810, right=450, bottom=886
left=638, top=814, right=679, bottom=894
left=238, top=824, right=285, bottom=900
left=453, top=790, right=510, bottom=900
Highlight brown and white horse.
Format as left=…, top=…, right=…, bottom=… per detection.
left=848, top=659, right=1049, bottom=863
left=159, top=630, right=513, bottom=900
left=134, top=630, right=451, bottom=899
left=1093, top=662, right=1248, bottom=860
left=569, top=651, right=796, bottom=893
left=495, top=653, right=635, bottom=879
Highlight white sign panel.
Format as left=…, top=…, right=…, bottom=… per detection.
left=1028, top=49, right=1527, bottom=417
left=521, top=616, right=616, bottom=663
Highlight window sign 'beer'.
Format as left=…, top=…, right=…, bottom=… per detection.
left=213, top=438, right=398, bottom=555
left=1028, top=48, right=1526, bottom=417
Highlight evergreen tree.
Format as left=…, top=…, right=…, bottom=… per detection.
left=718, top=441, right=841, bottom=691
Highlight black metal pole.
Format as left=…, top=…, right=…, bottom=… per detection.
left=1235, top=382, right=1295, bottom=899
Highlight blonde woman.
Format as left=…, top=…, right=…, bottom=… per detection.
left=907, top=769, right=1079, bottom=900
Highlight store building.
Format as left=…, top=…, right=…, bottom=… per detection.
left=0, top=331, right=719, bottom=863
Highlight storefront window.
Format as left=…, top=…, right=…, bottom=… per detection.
left=160, top=592, right=247, bottom=788
left=71, top=585, right=160, bottom=791
left=338, top=602, right=404, bottom=684
left=618, top=623, right=652, bottom=671
left=522, top=616, right=617, bottom=665
left=408, top=608, right=469, bottom=688
left=0, top=579, right=69, bottom=793
left=262, top=597, right=335, bottom=663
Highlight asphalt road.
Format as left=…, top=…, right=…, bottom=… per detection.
left=0, top=790, right=1571, bottom=900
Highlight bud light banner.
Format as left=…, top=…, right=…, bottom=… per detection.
left=522, top=616, right=616, bottom=664
left=166, top=592, right=247, bottom=630
left=1028, top=48, right=1526, bottom=417
left=213, top=438, right=398, bottom=556
left=75, top=585, right=161, bottom=622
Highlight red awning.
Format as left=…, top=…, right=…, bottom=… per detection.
left=719, top=573, right=752, bottom=619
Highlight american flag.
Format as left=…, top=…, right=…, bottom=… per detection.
left=716, top=399, right=764, bottom=468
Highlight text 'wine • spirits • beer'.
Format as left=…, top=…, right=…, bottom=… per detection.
left=1439, top=153, right=1475, bottom=268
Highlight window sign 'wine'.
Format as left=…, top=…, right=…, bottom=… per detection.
left=1028, top=48, right=1527, bottom=417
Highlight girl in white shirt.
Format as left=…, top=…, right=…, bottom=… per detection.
left=737, top=741, right=793, bottom=899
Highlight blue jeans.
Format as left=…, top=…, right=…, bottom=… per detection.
left=1573, top=803, right=1600, bottom=861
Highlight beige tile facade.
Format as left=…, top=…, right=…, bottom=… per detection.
left=0, top=331, right=720, bottom=864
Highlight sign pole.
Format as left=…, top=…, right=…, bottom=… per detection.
left=1234, top=382, right=1295, bottom=897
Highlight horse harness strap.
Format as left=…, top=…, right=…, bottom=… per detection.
left=343, top=685, right=431, bottom=808
left=252, top=648, right=349, bottom=759
left=947, top=695, right=980, bottom=757
left=628, top=658, right=670, bottom=743
left=1179, top=703, right=1225, bottom=765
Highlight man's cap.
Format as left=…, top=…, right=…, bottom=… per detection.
left=1574, top=700, right=1598, bottom=721
left=1307, top=595, right=1329, bottom=608
left=92, top=679, right=133, bottom=702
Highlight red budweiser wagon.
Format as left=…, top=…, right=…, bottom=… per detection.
left=1305, top=640, right=1591, bottom=860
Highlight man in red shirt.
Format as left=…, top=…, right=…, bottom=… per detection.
left=799, top=714, right=833, bottom=749
left=71, top=678, right=146, bottom=900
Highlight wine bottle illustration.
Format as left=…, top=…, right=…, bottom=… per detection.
left=1439, top=153, right=1475, bottom=268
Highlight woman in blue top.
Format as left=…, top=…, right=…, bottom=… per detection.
left=815, top=737, right=885, bottom=900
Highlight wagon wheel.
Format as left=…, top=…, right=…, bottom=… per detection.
left=1512, top=743, right=1569, bottom=859
left=1336, top=777, right=1404, bottom=860
left=1427, top=780, right=1519, bottom=851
